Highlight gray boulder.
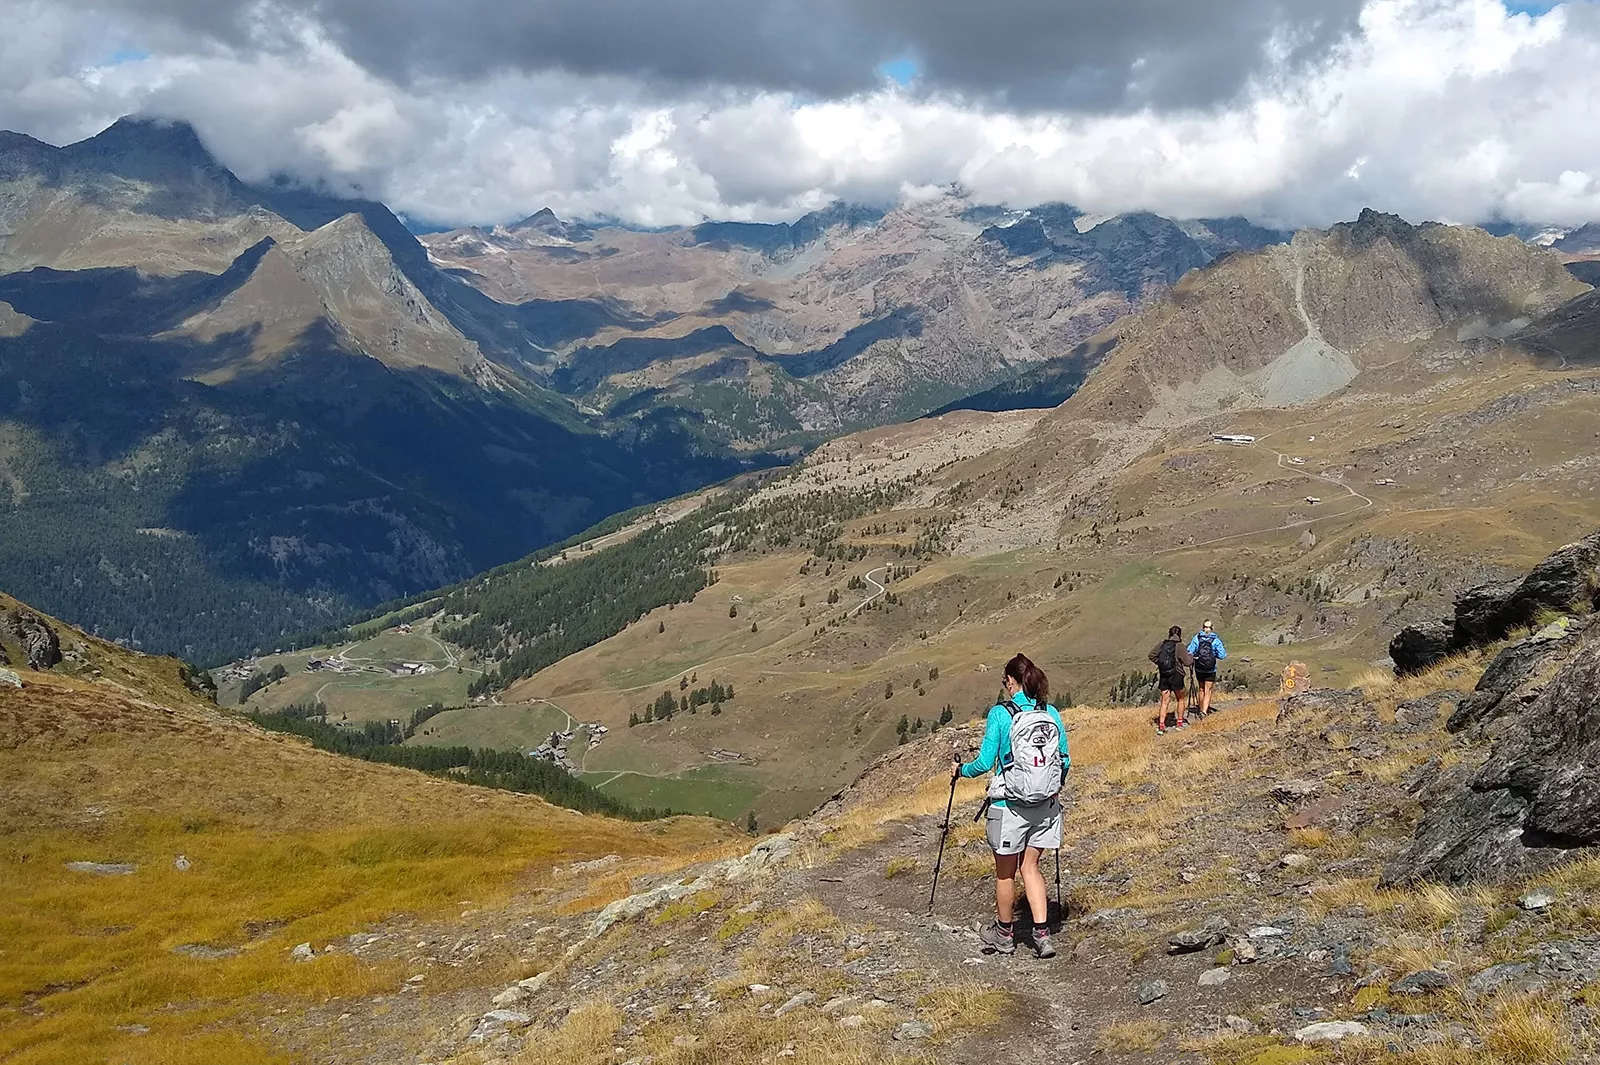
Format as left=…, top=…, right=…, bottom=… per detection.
left=1390, top=969, right=1451, bottom=995
left=1395, top=692, right=1450, bottom=730
left=1453, top=533, right=1600, bottom=646
left=1391, top=619, right=1454, bottom=676
left=1390, top=532, right=1600, bottom=678
left=1382, top=623, right=1600, bottom=886
left=0, top=610, right=61, bottom=671
left=1448, top=617, right=1589, bottom=734
left=1276, top=688, right=1369, bottom=727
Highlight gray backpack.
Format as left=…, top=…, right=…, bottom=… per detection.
left=1001, top=699, right=1063, bottom=805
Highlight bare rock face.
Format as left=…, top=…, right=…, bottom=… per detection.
left=0, top=610, right=62, bottom=671
left=1389, top=619, right=1454, bottom=676
left=1391, top=532, right=1600, bottom=675
left=1447, top=617, right=1591, bottom=734
left=1381, top=622, right=1600, bottom=886
left=1276, top=688, right=1368, bottom=728
left=1453, top=534, right=1600, bottom=646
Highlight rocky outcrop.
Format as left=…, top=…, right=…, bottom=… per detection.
left=0, top=609, right=61, bottom=671
left=1275, top=688, right=1368, bottom=728
left=1391, top=532, right=1600, bottom=675
left=1381, top=621, right=1600, bottom=886
left=1389, top=619, right=1453, bottom=676
left=1447, top=616, right=1590, bottom=734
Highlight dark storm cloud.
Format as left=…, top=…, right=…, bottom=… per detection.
left=72, top=0, right=1365, bottom=110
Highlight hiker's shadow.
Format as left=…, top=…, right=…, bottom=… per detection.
left=1018, top=899, right=1070, bottom=936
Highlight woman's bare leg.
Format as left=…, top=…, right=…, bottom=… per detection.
left=1019, top=847, right=1049, bottom=924
left=994, top=852, right=1020, bottom=923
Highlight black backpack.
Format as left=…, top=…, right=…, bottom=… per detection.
left=1195, top=633, right=1218, bottom=671
left=1156, top=639, right=1178, bottom=673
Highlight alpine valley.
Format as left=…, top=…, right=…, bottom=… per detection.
left=6, top=113, right=1600, bottom=1065
left=0, top=118, right=1295, bottom=662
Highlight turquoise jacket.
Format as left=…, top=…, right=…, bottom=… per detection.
left=958, top=691, right=1069, bottom=808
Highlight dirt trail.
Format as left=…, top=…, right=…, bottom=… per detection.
left=782, top=790, right=1328, bottom=1065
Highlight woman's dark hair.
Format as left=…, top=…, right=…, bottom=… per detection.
left=1168, top=625, right=1182, bottom=639
left=1004, top=653, right=1049, bottom=706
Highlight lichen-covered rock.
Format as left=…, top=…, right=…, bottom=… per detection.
left=1448, top=616, right=1590, bottom=734
left=1453, top=533, right=1600, bottom=646
left=1390, top=532, right=1600, bottom=677
left=1276, top=688, right=1369, bottom=727
left=1382, top=623, right=1600, bottom=886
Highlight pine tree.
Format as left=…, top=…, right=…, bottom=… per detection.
left=884, top=681, right=894, bottom=700
left=750, top=621, right=758, bottom=633
left=658, top=620, right=665, bottom=633
left=729, top=604, right=739, bottom=618
left=629, top=712, right=640, bottom=727
left=745, top=810, right=757, bottom=834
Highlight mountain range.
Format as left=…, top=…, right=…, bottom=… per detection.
left=3, top=116, right=1599, bottom=665
left=0, top=117, right=1313, bottom=660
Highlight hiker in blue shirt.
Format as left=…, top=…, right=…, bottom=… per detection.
left=1187, top=619, right=1227, bottom=717
left=949, top=653, right=1069, bottom=960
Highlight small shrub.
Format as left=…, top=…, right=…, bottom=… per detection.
left=1288, top=827, right=1331, bottom=849
left=1095, top=1019, right=1166, bottom=1052
left=884, top=857, right=918, bottom=880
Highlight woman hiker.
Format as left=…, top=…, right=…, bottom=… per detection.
left=950, top=653, right=1069, bottom=959
left=1186, top=619, right=1227, bottom=717
left=1148, top=625, right=1193, bottom=735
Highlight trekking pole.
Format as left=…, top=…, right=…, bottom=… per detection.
left=927, top=773, right=958, bottom=915
left=1054, top=847, right=1062, bottom=924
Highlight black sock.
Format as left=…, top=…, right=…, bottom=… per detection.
left=999, top=920, right=1014, bottom=933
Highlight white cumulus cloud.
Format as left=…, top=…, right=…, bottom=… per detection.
left=0, top=0, right=1597, bottom=228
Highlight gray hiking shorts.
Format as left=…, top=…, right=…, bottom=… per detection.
left=985, top=798, right=1063, bottom=856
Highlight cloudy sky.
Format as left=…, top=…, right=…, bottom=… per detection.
left=2, top=0, right=1597, bottom=229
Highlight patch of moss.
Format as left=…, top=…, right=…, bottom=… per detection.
left=714, top=909, right=762, bottom=942
left=1353, top=986, right=1388, bottom=1009
left=1214, top=947, right=1236, bottom=966
left=651, top=889, right=725, bottom=925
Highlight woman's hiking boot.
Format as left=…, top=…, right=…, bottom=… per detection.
left=1032, top=928, right=1057, bottom=958
left=979, top=921, right=1016, bottom=955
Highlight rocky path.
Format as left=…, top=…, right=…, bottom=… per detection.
left=785, top=795, right=1344, bottom=1065
left=270, top=670, right=1600, bottom=1065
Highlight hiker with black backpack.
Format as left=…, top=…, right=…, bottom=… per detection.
left=1187, top=619, right=1227, bottom=717
left=1148, top=625, right=1193, bottom=735
left=949, top=653, right=1069, bottom=960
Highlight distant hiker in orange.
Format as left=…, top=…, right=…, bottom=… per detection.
left=1148, top=625, right=1193, bottom=735
left=950, top=653, right=1069, bottom=959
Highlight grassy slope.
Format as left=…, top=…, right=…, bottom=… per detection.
left=236, top=353, right=1600, bottom=825
left=0, top=612, right=734, bottom=1065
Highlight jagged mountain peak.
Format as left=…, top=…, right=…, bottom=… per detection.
left=64, top=115, right=227, bottom=176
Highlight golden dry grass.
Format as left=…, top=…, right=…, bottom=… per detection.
left=884, top=856, right=919, bottom=879
left=0, top=672, right=736, bottom=1065
left=1288, top=827, right=1332, bottom=849
left=513, top=1002, right=624, bottom=1065
left=1096, top=1018, right=1168, bottom=1052
left=1480, top=998, right=1573, bottom=1065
